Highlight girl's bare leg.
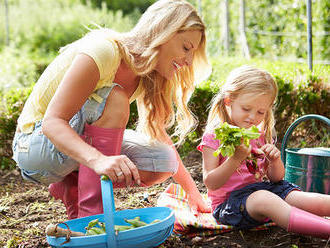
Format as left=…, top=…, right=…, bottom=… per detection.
left=245, top=190, right=291, bottom=228
left=284, top=190, right=330, bottom=217
left=246, top=189, right=330, bottom=238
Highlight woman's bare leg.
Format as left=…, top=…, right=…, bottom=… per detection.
left=94, top=86, right=173, bottom=187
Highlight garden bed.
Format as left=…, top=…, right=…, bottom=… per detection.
left=0, top=151, right=329, bottom=248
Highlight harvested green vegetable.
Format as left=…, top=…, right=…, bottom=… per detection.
left=213, top=122, right=260, bottom=157
left=150, top=219, right=161, bottom=224
left=101, top=175, right=109, bottom=181
left=114, top=225, right=134, bottom=231
left=85, top=217, right=161, bottom=236
left=85, top=219, right=106, bottom=236
left=86, top=218, right=100, bottom=229
left=124, top=216, right=148, bottom=227
left=213, top=122, right=266, bottom=178
left=86, top=227, right=105, bottom=236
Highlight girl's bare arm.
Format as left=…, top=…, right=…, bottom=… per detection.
left=203, top=143, right=250, bottom=191
left=261, top=144, right=285, bottom=182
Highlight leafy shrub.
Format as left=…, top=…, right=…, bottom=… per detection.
left=0, top=47, right=39, bottom=91
left=275, top=73, right=330, bottom=143
left=81, top=0, right=156, bottom=15
left=0, top=0, right=135, bottom=90
left=0, top=86, right=33, bottom=170
left=0, top=0, right=134, bottom=55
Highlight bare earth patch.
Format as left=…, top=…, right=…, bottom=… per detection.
left=0, top=151, right=329, bottom=248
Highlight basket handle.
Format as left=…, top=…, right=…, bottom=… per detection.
left=280, top=114, right=330, bottom=165
left=101, top=177, right=117, bottom=248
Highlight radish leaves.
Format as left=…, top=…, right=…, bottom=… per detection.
left=213, top=122, right=261, bottom=158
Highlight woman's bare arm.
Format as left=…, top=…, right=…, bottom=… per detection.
left=42, top=53, right=102, bottom=170
left=162, top=134, right=211, bottom=213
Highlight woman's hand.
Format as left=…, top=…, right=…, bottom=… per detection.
left=92, top=154, right=141, bottom=186
left=162, top=132, right=211, bottom=214
left=187, top=191, right=211, bottom=215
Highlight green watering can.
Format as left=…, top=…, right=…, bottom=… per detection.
left=281, top=114, right=330, bottom=194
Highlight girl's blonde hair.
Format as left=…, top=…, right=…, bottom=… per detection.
left=63, top=0, right=211, bottom=144
left=206, top=65, right=278, bottom=143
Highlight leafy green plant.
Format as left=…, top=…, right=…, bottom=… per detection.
left=0, top=86, right=32, bottom=170
left=0, top=0, right=134, bottom=55
left=213, top=122, right=260, bottom=157
left=0, top=47, right=39, bottom=91
left=199, top=0, right=329, bottom=60
left=80, top=0, right=156, bottom=15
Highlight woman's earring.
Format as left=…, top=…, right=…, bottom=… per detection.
left=224, top=98, right=231, bottom=106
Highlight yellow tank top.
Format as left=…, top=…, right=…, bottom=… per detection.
left=18, top=33, right=122, bottom=133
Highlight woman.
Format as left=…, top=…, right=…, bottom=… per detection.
left=12, top=0, right=212, bottom=219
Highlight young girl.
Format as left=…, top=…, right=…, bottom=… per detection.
left=198, top=65, right=330, bottom=238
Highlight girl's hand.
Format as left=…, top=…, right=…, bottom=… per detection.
left=232, top=142, right=251, bottom=164
left=261, top=144, right=285, bottom=182
left=260, top=144, right=281, bottom=162
left=92, top=154, right=141, bottom=186
left=187, top=191, right=211, bottom=215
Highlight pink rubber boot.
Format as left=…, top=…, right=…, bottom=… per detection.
left=78, top=124, right=124, bottom=218
left=48, top=171, right=78, bottom=219
left=287, top=206, right=330, bottom=239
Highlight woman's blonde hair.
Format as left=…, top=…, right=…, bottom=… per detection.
left=206, top=65, right=278, bottom=143
left=120, top=0, right=210, bottom=144
left=63, top=0, right=210, bottom=144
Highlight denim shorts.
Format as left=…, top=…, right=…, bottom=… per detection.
left=213, top=180, right=301, bottom=229
left=12, top=85, right=179, bottom=185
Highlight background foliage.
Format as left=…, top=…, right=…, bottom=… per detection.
left=0, top=0, right=329, bottom=170
left=80, top=0, right=156, bottom=15
left=200, top=0, right=329, bottom=61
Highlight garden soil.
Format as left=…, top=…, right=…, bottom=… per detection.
left=0, top=151, right=329, bottom=248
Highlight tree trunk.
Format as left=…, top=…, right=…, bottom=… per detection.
left=240, top=0, right=250, bottom=59
left=224, top=0, right=230, bottom=56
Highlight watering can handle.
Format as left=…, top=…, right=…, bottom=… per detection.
left=280, top=114, right=330, bottom=165
left=101, top=177, right=117, bottom=248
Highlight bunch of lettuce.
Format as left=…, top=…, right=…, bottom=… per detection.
left=213, top=122, right=261, bottom=158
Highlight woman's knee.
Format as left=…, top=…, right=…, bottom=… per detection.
left=139, top=171, right=172, bottom=186
left=122, top=130, right=179, bottom=173
left=93, top=86, right=130, bottom=128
